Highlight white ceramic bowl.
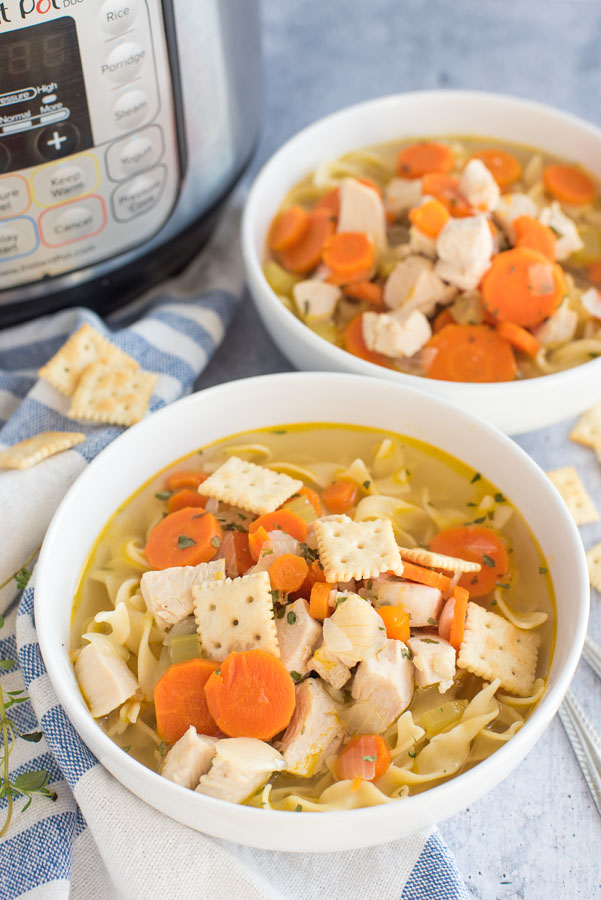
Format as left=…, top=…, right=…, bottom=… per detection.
left=242, top=90, right=601, bottom=435
left=36, top=372, right=588, bottom=852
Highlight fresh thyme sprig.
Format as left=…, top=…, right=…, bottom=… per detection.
left=0, top=543, right=42, bottom=594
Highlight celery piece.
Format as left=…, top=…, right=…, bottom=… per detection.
left=570, top=224, right=601, bottom=267
left=306, top=321, right=340, bottom=345
left=282, top=494, right=317, bottom=524
left=169, top=633, right=203, bottom=665
left=419, top=699, right=469, bottom=739
left=263, top=260, right=300, bottom=297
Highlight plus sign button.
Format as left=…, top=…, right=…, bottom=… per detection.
left=36, top=124, right=80, bottom=161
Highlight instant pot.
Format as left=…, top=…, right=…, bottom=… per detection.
left=0, top=0, right=262, bottom=325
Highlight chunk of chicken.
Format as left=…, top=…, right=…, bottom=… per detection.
left=279, top=678, right=346, bottom=776
left=384, top=176, right=422, bottom=216
left=75, top=642, right=139, bottom=718
left=493, top=192, right=538, bottom=242
left=538, top=202, right=584, bottom=261
left=141, top=559, right=226, bottom=631
left=337, top=177, right=387, bottom=251
left=362, top=309, right=432, bottom=359
left=409, top=225, right=437, bottom=259
left=276, top=598, right=322, bottom=677
left=351, top=639, right=414, bottom=728
left=376, top=580, right=443, bottom=627
left=310, top=643, right=351, bottom=689
left=293, top=280, right=341, bottom=322
left=435, top=215, right=494, bottom=291
left=161, top=727, right=218, bottom=789
left=459, top=158, right=500, bottom=212
left=249, top=530, right=300, bottom=574
left=195, top=738, right=285, bottom=804
left=532, top=299, right=578, bottom=348
left=384, top=256, right=456, bottom=316
left=407, top=635, right=456, bottom=693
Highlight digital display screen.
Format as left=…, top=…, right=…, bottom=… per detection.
left=0, top=17, right=93, bottom=173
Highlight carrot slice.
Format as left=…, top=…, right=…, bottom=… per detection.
left=430, top=525, right=509, bottom=598
left=421, top=173, right=472, bottom=218
left=409, top=198, right=450, bottom=237
left=425, top=324, right=517, bottom=383
left=315, top=188, right=341, bottom=217
left=166, top=470, right=208, bottom=492
left=543, top=163, right=596, bottom=206
left=327, top=266, right=376, bottom=287
left=278, top=208, right=334, bottom=274
left=268, top=205, right=310, bottom=253
left=513, top=215, right=556, bottom=261
left=145, top=507, right=222, bottom=570
left=433, top=307, right=455, bottom=333
left=293, top=558, right=327, bottom=601
left=377, top=605, right=410, bottom=642
left=343, top=314, right=396, bottom=369
left=336, top=734, right=391, bottom=782
left=309, top=581, right=335, bottom=620
left=268, top=553, right=309, bottom=593
left=397, top=142, right=454, bottom=179
left=322, top=481, right=359, bottom=514
left=167, top=489, right=206, bottom=514
left=471, top=148, right=522, bottom=187
left=249, top=509, right=308, bottom=543
left=401, top=560, right=452, bottom=592
left=154, top=658, right=220, bottom=743
left=343, top=280, right=384, bottom=306
left=221, top=531, right=254, bottom=576
left=588, top=260, right=601, bottom=285
left=204, top=649, right=296, bottom=740
left=449, top=585, right=469, bottom=651
left=495, top=321, right=540, bottom=357
left=248, top=525, right=270, bottom=562
left=298, top=485, right=323, bottom=516
left=481, top=247, right=566, bottom=328
left=321, top=232, right=375, bottom=280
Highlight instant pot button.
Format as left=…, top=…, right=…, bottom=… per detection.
left=0, top=144, right=10, bottom=174
left=99, top=0, right=137, bottom=35
left=111, top=165, right=166, bottom=221
left=0, top=175, right=30, bottom=219
left=0, top=217, right=37, bottom=261
left=105, top=125, right=164, bottom=180
left=40, top=197, right=106, bottom=247
left=32, top=156, right=99, bottom=207
left=102, top=41, right=146, bottom=86
left=36, top=124, right=80, bottom=161
left=113, top=90, right=149, bottom=131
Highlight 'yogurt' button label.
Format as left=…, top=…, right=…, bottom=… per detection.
left=113, top=90, right=149, bottom=131
left=105, top=124, right=164, bottom=181
left=99, top=0, right=137, bottom=35
left=102, top=42, right=146, bottom=85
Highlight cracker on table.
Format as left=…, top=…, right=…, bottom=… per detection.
left=0, top=431, right=85, bottom=470
left=585, top=541, right=601, bottom=592
left=192, top=570, right=280, bottom=661
left=569, top=404, right=601, bottom=448
left=457, top=601, right=540, bottom=697
left=546, top=466, right=598, bottom=525
left=312, top=515, right=404, bottom=582
left=68, top=361, right=157, bottom=426
left=38, top=323, right=138, bottom=396
left=399, top=546, right=481, bottom=573
left=199, top=455, right=302, bottom=516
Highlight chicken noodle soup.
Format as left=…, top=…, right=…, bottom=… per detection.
left=264, top=136, right=601, bottom=382
left=71, top=425, right=554, bottom=811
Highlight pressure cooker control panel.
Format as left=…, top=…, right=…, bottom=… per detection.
left=0, top=0, right=181, bottom=291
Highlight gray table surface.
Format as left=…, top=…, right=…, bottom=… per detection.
left=197, top=2, right=601, bottom=896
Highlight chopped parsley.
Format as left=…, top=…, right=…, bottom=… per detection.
left=271, top=589, right=283, bottom=604
left=262, top=548, right=274, bottom=556
left=496, top=582, right=510, bottom=590
left=271, top=429, right=287, bottom=435
left=427, top=617, right=438, bottom=626
left=155, top=491, right=172, bottom=501
left=420, top=637, right=439, bottom=644
left=290, top=671, right=302, bottom=682
left=470, top=472, right=481, bottom=484
left=400, top=647, right=413, bottom=660
left=157, top=742, right=168, bottom=758
left=482, top=554, right=495, bottom=568
left=122, top=745, right=131, bottom=754
left=295, top=804, right=302, bottom=812
left=408, top=749, right=417, bottom=758
left=362, top=480, right=371, bottom=490
left=211, top=536, right=221, bottom=549
left=177, top=535, right=196, bottom=549
left=494, top=492, right=506, bottom=503
left=491, top=598, right=497, bottom=605
left=466, top=501, right=477, bottom=507
left=362, top=755, right=377, bottom=762
left=287, top=611, right=297, bottom=626
left=539, top=566, right=548, bottom=575
left=336, top=595, right=347, bottom=606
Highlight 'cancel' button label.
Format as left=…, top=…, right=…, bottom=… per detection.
left=111, top=164, right=166, bottom=222
left=40, top=196, right=107, bottom=247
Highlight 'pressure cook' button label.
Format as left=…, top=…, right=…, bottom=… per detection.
left=99, top=0, right=138, bottom=35
left=113, top=90, right=149, bottom=131
left=0, top=217, right=37, bottom=260
left=40, top=196, right=106, bottom=247
left=112, top=165, right=166, bottom=221
left=0, top=175, right=30, bottom=219
left=103, top=42, right=146, bottom=85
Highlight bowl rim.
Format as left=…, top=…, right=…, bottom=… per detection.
left=35, top=371, right=590, bottom=828
left=241, top=88, right=601, bottom=393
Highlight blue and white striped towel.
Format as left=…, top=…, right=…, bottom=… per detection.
left=0, top=209, right=469, bottom=900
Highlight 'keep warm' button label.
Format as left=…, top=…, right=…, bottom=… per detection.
left=40, top=196, right=107, bottom=247
left=111, top=165, right=166, bottom=222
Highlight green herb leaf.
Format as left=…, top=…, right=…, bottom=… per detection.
left=0, top=614, right=4, bottom=629
left=177, top=535, right=196, bottom=549
left=482, top=554, right=495, bottom=568
left=0, top=659, right=14, bottom=671
left=427, top=617, right=438, bottom=626
left=21, top=732, right=43, bottom=743
left=262, top=548, right=274, bottom=556
left=15, top=567, right=32, bottom=592
left=290, top=671, right=302, bottom=682
left=122, top=746, right=131, bottom=753
left=295, top=804, right=302, bottom=812
left=494, top=492, right=506, bottom=503
left=471, top=472, right=481, bottom=484
left=496, top=582, right=510, bottom=590
left=336, top=595, right=347, bottom=606
left=211, top=536, right=221, bottom=549
left=408, top=749, right=417, bottom=758
left=420, top=638, right=439, bottom=644
left=362, top=755, right=377, bottom=762
left=362, top=480, right=371, bottom=489
left=539, top=566, right=548, bottom=575
left=271, top=429, right=287, bottom=435
left=14, top=770, right=49, bottom=793
left=287, top=611, right=297, bottom=626
left=155, top=491, right=172, bottom=501
left=157, top=742, right=168, bottom=758
left=400, top=647, right=413, bottom=660
left=472, top=516, right=486, bottom=525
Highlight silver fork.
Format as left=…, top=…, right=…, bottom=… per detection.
left=557, top=635, right=601, bottom=817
